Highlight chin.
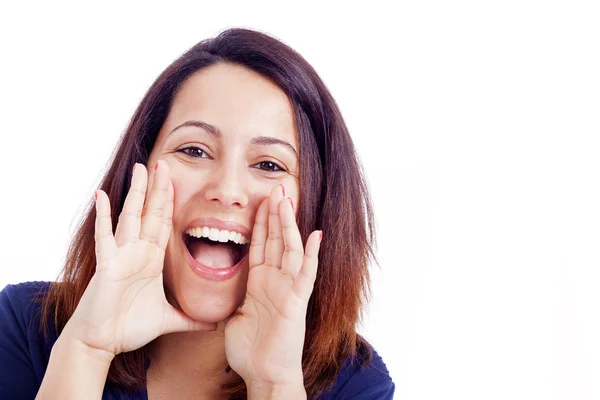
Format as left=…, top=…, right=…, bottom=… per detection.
left=178, top=284, right=247, bottom=323
left=163, top=258, right=250, bottom=324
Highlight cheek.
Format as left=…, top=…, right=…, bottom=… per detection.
left=170, top=178, right=196, bottom=220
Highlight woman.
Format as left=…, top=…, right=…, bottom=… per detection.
left=0, top=28, right=394, bottom=399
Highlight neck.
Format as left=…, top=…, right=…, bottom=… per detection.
left=147, top=323, right=231, bottom=380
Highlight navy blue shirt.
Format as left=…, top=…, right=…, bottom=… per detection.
left=0, top=282, right=394, bottom=399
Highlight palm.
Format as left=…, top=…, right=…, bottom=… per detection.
left=79, top=268, right=168, bottom=354
left=68, top=161, right=215, bottom=356
left=109, top=266, right=169, bottom=352
left=224, top=186, right=322, bottom=385
left=225, top=266, right=305, bottom=380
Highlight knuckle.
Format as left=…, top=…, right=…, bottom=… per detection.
left=95, top=231, right=112, bottom=241
left=95, top=248, right=113, bottom=263
left=266, top=234, right=281, bottom=241
left=152, top=206, right=165, bottom=217
left=120, top=209, right=141, bottom=218
left=98, top=213, right=112, bottom=222
left=301, top=268, right=315, bottom=283
left=140, top=234, right=158, bottom=245
left=144, top=205, right=165, bottom=217
left=140, top=205, right=164, bottom=219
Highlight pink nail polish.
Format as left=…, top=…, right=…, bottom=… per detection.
left=155, top=161, right=159, bottom=171
left=133, top=163, right=137, bottom=174
left=94, top=190, right=98, bottom=200
left=288, top=197, right=294, bottom=209
left=319, top=231, right=323, bottom=241
left=280, top=184, right=285, bottom=196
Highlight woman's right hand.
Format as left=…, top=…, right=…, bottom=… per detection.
left=62, top=160, right=216, bottom=359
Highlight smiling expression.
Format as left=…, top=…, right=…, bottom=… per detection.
left=146, top=63, right=300, bottom=323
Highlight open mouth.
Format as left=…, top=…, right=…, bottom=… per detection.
left=183, top=228, right=251, bottom=270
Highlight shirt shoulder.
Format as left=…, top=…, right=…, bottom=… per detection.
left=0, top=280, right=55, bottom=346
left=0, top=281, right=55, bottom=399
left=0, top=281, right=145, bottom=400
left=320, top=342, right=395, bottom=399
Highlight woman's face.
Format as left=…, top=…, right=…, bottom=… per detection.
left=146, top=63, right=300, bottom=323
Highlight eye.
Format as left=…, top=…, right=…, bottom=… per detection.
left=178, top=146, right=209, bottom=159
left=253, top=161, right=286, bottom=172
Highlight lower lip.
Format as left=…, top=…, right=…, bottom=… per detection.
left=185, top=244, right=246, bottom=281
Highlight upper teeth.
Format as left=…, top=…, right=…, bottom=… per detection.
left=185, top=227, right=249, bottom=245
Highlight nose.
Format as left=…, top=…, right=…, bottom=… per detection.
left=202, top=162, right=249, bottom=208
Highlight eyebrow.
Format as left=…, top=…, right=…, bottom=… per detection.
left=169, top=120, right=298, bottom=159
left=169, top=120, right=222, bottom=138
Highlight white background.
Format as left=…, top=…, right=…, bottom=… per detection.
left=1, top=1, right=599, bottom=399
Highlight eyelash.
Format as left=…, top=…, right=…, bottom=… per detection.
left=178, top=146, right=286, bottom=173
left=178, top=146, right=209, bottom=159
left=254, top=161, right=285, bottom=172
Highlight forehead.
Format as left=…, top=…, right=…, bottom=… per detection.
left=162, top=63, right=297, bottom=143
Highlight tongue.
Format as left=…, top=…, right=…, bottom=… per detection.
left=191, top=240, right=236, bottom=269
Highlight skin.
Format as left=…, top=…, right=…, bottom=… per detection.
left=144, top=63, right=319, bottom=398
left=146, top=62, right=300, bottom=323
left=37, top=62, right=320, bottom=400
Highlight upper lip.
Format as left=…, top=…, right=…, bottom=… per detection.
left=183, top=217, right=252, bottom=238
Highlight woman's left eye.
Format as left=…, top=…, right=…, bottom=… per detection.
left=178, top=146, right=209, bottom=159
left=253, top=161, right=285, bottom=172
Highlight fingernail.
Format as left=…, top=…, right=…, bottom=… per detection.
left=155, top=161, right=160, bottom=171
left=319, top=231, right=323, bottom=242
left=133, top=163, right=138, bottom=175
left=94, top=190, right=98, bottom=201
left=280, top=184, right=285, bottom=197
left=288, top=197, right=294, bottom=209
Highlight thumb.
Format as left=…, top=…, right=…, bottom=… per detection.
left=162, top=304, right=217, bottom=334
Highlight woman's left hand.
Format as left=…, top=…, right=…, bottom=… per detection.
left=224, top=184, right=321, bottom=398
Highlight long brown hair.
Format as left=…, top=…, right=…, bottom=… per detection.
left=40, top=27, right=376, bottom=399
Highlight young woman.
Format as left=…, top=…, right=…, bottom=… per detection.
left=0, top=28, right=394, bottom=399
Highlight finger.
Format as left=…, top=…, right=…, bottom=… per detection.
left=114, top=163, right=147, bottom=247
left=293, top=230, right=322, bottom=301
left=264, top=184, right=286, bottom=268
left=139, top=160, right=170, bottom=245
left=94, top=190, right=117, bottom=269
left=156, top=179, right=174, bottom=252
left=162, top=304, right=218, bottom=334
left=249, top=197, right=269, bottom=268
left=280, top=196, right=304, bottom=277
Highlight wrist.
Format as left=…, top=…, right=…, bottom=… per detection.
left=37, top=326, right=114, bottom=399
left=246, top=377, right=306, bottom=400
left=58, top=323, right=116, bottom=366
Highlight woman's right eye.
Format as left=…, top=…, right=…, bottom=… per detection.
left=178, top=146, right=209, bottom=159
